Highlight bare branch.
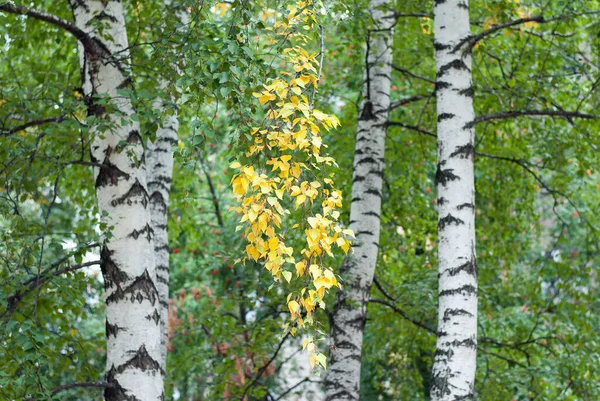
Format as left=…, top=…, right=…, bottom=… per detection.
left=391, top=64, right=435, bottom=84
left=389, top=93, right=433, bottom=111
left=240, top=331, right=291, bottom=400
left=386, top=121, right=436, bottom=138
left=369, top=298, right=436, bottom=334
left=459, top=10, right=600, bottom=51
left=0, top=115, right=66, bottom=138
left=467, top=110, right=597, bottom=129
left=0, top=2, right=106, bottom=56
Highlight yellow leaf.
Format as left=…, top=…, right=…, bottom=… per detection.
left=230, top=161, right=241, bottom=169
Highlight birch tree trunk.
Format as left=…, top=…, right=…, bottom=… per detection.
left=431, top=0, right=477, bottom=400
left=324, top=1, right=393, bottom=400
left=70, top=1, right=164, bottom=399
left=146, top=103, right=177, bottom=374
left=146, top=4, right=189, bottom=372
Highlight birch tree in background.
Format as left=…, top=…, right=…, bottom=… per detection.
left=431, top=0, right=477, bottom=399
left=70, top=1, right=164, bottom=399
left=325, top=0, right=393, bottom=399
left=146, top=3, right=190, bottom=373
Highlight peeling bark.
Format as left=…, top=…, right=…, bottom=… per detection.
left=324, top=1, right=393, bottom=400
left=70, top=1, right=163, bottom=399
left=431, top=1, right=478, bottom=400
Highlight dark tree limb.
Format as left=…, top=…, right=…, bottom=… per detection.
left=389, top=93, right=433, bottom=111
left=240, top=332, right=291, bottom=400
left=369, top=298, right=435, bottom=334
left=0, top=2, right=107, bottom=56
left=467, top=110, right=597, bottom=128
left=386, top=121, right=436, bottom=138
left=459, top=10, right=600, bottom=51
left=391, top=64, right=435, bottom=84
left=0, top=115, right=66, bottom=138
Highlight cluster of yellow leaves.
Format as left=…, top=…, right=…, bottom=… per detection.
left=229, top=0, right=353, bottom=369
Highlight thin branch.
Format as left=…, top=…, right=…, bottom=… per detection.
left=459, top=16, right=545, bottom=51
left=0, top=115, right=66, bottom=137
left=3, top=260, right=101, bottom=321
left=198, top=152, right=224, bottom=228
left=273, top=377, right=320, bottom=401
left=389, top=93, right=433, bottom=111
left=240, top=332, right=291, bottom=400
left=460, top=10, right=600, bottom=51
left=369, top=298, right=435, bottom=334
left=468, top=110, right=597, bottom=128
left=391, top=64, right=435, bottom=84
left=386, top=121, right=436, bottom=138
left=372, top=276, right=398, bottom=303
left=24, top=381, right=115, bottom=401
left=0, top=2, right=106, bottom=56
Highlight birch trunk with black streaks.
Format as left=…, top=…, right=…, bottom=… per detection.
left=146, top=4, right=189, bottom=373
left=70, top=1, right=164, bottom=399
left=431, top=1, right=477, bottom=400
left=324, top=1, right=393, bottom=400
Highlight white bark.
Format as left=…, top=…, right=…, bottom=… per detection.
left=146, top=4, right=189, bottom=373
left=324, top=1, right=393, bottom=400
left=431, top=0, right=477, bottom=400
left=70, top=1, right=163, bottom=400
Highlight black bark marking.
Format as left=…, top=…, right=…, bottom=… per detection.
left=444, top=258, right=476, bottom=277
left=438, top=197, right=447, bottom=205
left=431, top=371, right=452, bottom=398
left=106, top=269, right=159, bottom=306
left=443, top=308, right=474, bottom=322
left=436, top=81, right=451, bottom=91
left=115, top=344, right=161, bottom=374
left=110, top=179, right=149, bottom=208
left=458, top=87, right=474, bottom=97
left=106, top=321, right=125, bottom=338
left=359, top=101, right=375, bottom=120
left=436, top=164, right=460, bottom=186
left=463, top=120, right=477, bottom=130
left=356, top=157, right=378, bottom=166
left=362, top=211, right=380, bottom=218
left=128, top=223, right=154, bottom=242
left=365, top=188, right=382, bottom=197
left=105, top=367, right=138, bottom=401
left=353, top=175, right=366, bottom=183
left=438, top=113, right=455, bottom=122
left=439, top=284, right=477, bottom=297
left=444, top=337, right=477, bottom=349
left=356, top=230, right=375, bottom=237
left=457, top=203, right=474, bottom=210
left=434, top=41, right=451, bottom=51
left=145, top=308, right=160, bottom=325
left=101, top=246, right=130, bottom=289
left=96, top=157, right=130, bottom=188
left=351, top=197, right=363, bottom=203
left=450, top=143, right=474, bottom=159
left=438, top=214, right=464, bottom=230
left=437, top=59, right=470, bottom=78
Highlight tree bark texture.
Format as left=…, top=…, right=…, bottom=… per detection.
left=70, top=1, right=164, bottom=400
left=324, top=0, right=393, bottom=400
left=431, top=0, right=478, bottom=400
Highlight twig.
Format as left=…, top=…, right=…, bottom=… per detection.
left=240, top=332, right=291, bottom=400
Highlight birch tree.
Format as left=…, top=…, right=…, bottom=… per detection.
left=69, top=1, right=164, bottom=399
left=325, top=0, right=393, bottom=399
left=146, top=3, right=189, bottom=372
left=430, top=0, right=477, bottom=400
